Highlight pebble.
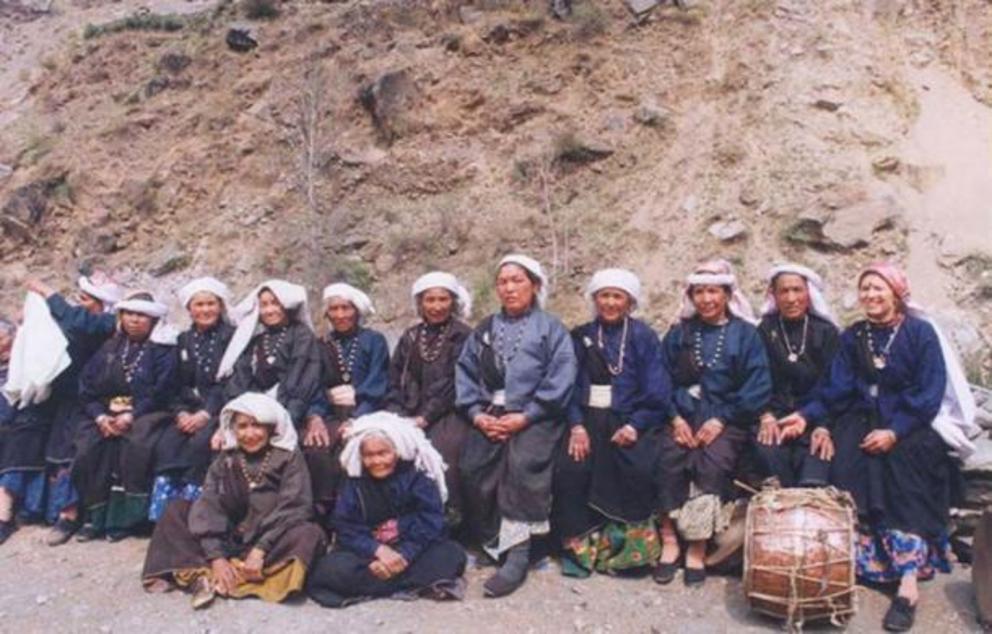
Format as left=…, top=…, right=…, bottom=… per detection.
left=35, top=594, right=49, bottom=605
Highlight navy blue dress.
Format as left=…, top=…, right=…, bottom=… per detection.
left=71, top=333, right=178, bottom=532
left=656, top=316, right=771, bottom=512
left=553, top=317, right=671, bottom=540
left=306, top=462, right=467, bottom=607
left=801, top=315, right=951, bottom=539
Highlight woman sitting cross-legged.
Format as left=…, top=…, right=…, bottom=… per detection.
left=141, top=392, right=327, bottom=609
left=306, top=411, right=467, bottom=608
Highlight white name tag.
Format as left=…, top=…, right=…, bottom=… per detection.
left=588, top=384, right=612, bottom=409
left=492, top=389, right=507, bottom=407
left=688, top=384, right=702, bottom=400
left=869, top=385, right=879, bottom=398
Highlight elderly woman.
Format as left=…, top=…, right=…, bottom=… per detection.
left=70, top=292, right=178, bottom=541
left=456, top=254, right=577, bottom=597
left=655, top=260, right=771, bottom=586
left=303, top=283, right=389, bottom=519
left=142, top=393, right=326, bottom=609
left=552, top=269, right=670, bottom=578
left=146, top=278, right=236, bottom=521
left=386, top=272, right=473, bottom=523
left=753, top=264, right=840, bottom=488
left=24, top=273, right=120, bottom=544
left=780, top=263, right=978, bottom=631
left=307, top=412, right=466, bottom=608
left=220, top=280, right=322, bottom=430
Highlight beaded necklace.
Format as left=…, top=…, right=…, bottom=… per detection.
left=865, top=321, right=901, bottom=370
left=777, top=314, right=808, bottom=363
left=120, top=338, right=147, bottom=384
left=596, top=317, right=629, bottom=376
left=260, top=327, right=290, bottom=366
left=692, top=323, right=727, bottom=370
left=191, top=327, right=218, bottom=376
left=494, top=313, right=530, bottom=368
left=417, top=321, right=450, bottom=364
left=238, top=448, right=272, bottom=490
left=330, top=332, right=360, bottom=383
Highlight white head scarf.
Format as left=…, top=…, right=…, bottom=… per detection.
left=411, top=271, right=472, bottom=320
left=78, top=272, right=123, bottom=311
left=116, top=291, right=178, bottom=345
left=585, top=268, right=642, bottom=315
left=859, top=262, right=981, bottom=459
left=178, top=277, right=232, bottom=311
left=217, top=280, right=312, bottom=380
left=340, top=411, right=448, bottom=503
left=760, top=263, right=840, bottom=327
left=322, top=283, right=375, bottom=325
left=219, top=392, right=298, bottom=452
left=497, top=254, right=548, bottom=309
left=677, top=259, right=757, bottom=324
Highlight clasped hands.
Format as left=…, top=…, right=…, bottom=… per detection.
left=473, top=412, right=528, bottom=443
left=758, top=412, right=835, bottom=460
left=96, top=413, right=133, bottom=438
left=669, top=415, right=724, bottom=449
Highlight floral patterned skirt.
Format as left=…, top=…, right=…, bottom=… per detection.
left=855, top=526, right=951, bottom=583
left=561, top=518, right=661, bottom=578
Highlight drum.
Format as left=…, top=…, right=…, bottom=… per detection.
left=743, top=487, right=857, bottom=626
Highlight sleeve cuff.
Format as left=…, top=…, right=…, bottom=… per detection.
left=467, top=405, right=484, bottom=422
left=201, top=538, right=225, bottom=560
left=523, top=402, right=545, bottom=424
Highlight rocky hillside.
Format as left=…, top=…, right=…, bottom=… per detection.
left=1, top=0, right=990, bottom=381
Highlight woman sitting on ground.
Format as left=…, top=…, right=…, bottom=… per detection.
left=307, top=411, right=466, bottom=608
left=142, top=392, right=326, bottom=609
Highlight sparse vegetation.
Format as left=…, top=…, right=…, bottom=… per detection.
left=83, top=11, right=186, bottom=39
left=242, top=0, right=280, bottom=20
left=570, top=1, right=608, bottom=40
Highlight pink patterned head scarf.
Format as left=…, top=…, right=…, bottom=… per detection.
left=859, top=262, right=910, bottom=302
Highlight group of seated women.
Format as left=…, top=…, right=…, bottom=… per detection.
left=0, top=254, right=977, bottom=632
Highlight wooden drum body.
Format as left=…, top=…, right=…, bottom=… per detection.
left=743, top=487, right=857, bottom=626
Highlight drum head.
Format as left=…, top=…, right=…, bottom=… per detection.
left=975, top=509, right=992, bottom=626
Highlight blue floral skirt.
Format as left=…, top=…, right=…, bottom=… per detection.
left=856, top=526, right=951, bottom=583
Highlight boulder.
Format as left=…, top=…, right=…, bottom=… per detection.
left=149, top=242, right=191, bottom=277
left=708, top=219, right=748, bottom=243
left=786, top=195, right=900, bottom=251
left=0, top=175, right=65, bottom=242
left=359, top=70, right=422, bottom=144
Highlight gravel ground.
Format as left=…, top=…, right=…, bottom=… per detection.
left=0, top=525, right=985, bottom=633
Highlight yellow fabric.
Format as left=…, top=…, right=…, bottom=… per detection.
left=168, top=557, right=308, bottom=603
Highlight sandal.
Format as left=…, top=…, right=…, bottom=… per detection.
left=652, top=561, right=678, bottom=585
left=882, top=596, right=916, bottom=632
left=190, top=577, right=216, bottom=610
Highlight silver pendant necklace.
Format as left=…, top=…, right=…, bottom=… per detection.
left=866, top=321, right=901, bottom=370
left=778, top=314, right=808, bottom=363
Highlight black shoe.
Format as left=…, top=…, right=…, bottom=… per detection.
left=47, top=518, right=80, bottom=546
left=0, top=520, right=16, bottom=545
left=75, top=523, right=103, bottom=542
left=883, top=596, right=916, bottom=632
left=652, top=561, right=678, bottom=585
left=483, top=570, right=527, bottom=598
left=105, top=529, right=130, bottom=542
left=684, top=566, right=706, bottom=587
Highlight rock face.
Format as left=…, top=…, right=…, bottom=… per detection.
left=786, top=195, right=901, bottom=251
left=0, top=175, right=64, bottom=242
left=359, top=70, right=421, bottom=145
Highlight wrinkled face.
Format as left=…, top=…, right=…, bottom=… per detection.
left=258, top=289, right=288, bottom=328
left=594, top=288, right=632, bottom=325
left=772, top=273, right=810, bottom=321
left=496, top=264, right=537, bottom=317
left=691, top=284, right=730, bottom=323
left=361, top=435, right=398, bottom=480
left=76, top=291, right=105, bottom=315
left=233, top=412, right=272, bottom=454
left=0, top=330, right=13, bottom=363
left=858, top=273, right=899, bottom=323
left=188, top=292, right=223, bottom=331
left=420, top=288, right=455, bottom=325
left=326, top=297, right=359, bottom=333
left=120, top=310, right=154, bottom=341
